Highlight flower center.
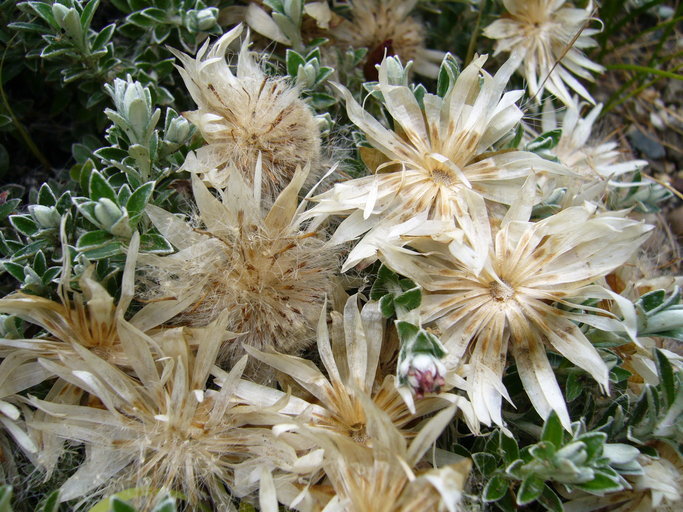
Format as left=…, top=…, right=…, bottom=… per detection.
left=430, top=167, right=456, bottom=186
left=489, top=280, right=515, bottom=302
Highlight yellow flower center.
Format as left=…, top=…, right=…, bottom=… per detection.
left=489, top=280, right=515, bottom=302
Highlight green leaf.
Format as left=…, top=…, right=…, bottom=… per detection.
left=610, top=366, right=632, bottom=383
left=139, top=234, right=173, bottom=255
left=110, top=497, right=136, bottom=512
left=0, top=485, right=12, bottom=512
left=27, top=1, right=59, bottom=29
left=542, top=411, right=564, bottom=448
left=80, top=0, right=100, bottom=29
left=10, top=239, right=49, bottom=261
left=126, top=182, right=154, bottom=225
left=39, top=490, right=60, bottom=512
left=538, top=484, right=563, bottom=512
left=639, top=289, right=666, bottom=312
left=81, top=241, right=122, bottom=260
left=394, top=287, right=421, bottom=311
left=526, top=129, right=562, bottom=152
left=89, top=171, right=118, bottom=203
left=436, top=53, right=460, bottom=98
left=95, top=147, right=128, bottom=162
left=654, top=349, right=675, bottom=407
left=493, top=490, right=516, bottom=512
left=2, top=262, right=25, bottom=282
left=33, top=250, right=46, bottom=275
left=0, top=199, right=21, bottom=221
left=37, top=184, right=57, bottom=206
left=379, top=294, right=395, bottom=318
left=483, top=474, right=508, bottom=502
left=529, top=441, right=555, bottom=460
left=370, top=264, right=398, bottom=301
left=286, top=49, right=306, bottom=77
left=140, top=7, right=167, bottom=23
left=578, top=432, right=606, bottom=462
left=77, top=230, right=115, bottom=250
left=10, top=215, right=39, bottom=237
left=473, top=452, right=497, bottom=477
left=309, top=92, right=336, bottom=109
left=151, top=496, right=176, bottom=512
left=92, top=23, right=116, bottom=51
left=517, top=475, right=545, bottom=505
left=505, top=459, right=525, bottom=479
left=499, top=431, right=520, bottom=465
left=396, top=321, right=419, bottom=345
left=43, top=266, right=62, bottom=284
left=566, top=373, right=582, bottom=402
left=576, top=468, right=624, bottom=495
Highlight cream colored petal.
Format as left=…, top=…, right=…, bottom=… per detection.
left=115, top=315, right=161, bottom=392
left=246, top=4, right=291, bottom=45
left=244, top=345, right=331, bottom=403
left=145, top=204, right=203, bottom=250
left=406, top=405, right=457, bottom=466
left=510, top=327, right=571, bottom=430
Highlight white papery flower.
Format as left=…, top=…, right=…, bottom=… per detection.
left=380, top=181, right=652, bottom=428
left=483, top=0, right=605, bottom=105
left=307, top=54, right=568, bottom=271
left=541, top=98, right=647, bottom=181
left=287, top=396, right=471, bottom=512
left=239, top=295, right=477, bottom=442
left=172, top=24, right=321, bottom=200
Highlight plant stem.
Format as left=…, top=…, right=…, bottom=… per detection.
left=0, top=36, right=52, bottom=169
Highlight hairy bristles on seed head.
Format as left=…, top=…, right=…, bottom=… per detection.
left=140, top=160, right=337, bottom=378
left=171, top=24, right=322, bottom=201
left=27, top=317, right=290, bottom=508
left=331, top=0, right=443, bottom=78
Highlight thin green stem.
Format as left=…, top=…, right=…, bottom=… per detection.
left=465, top=0, right=487, bottom=66
left=604, top=61, right=683, bottom=113
left=0, top=36, right=51, bottom=169
left=604, top=63, right=683, bottom=80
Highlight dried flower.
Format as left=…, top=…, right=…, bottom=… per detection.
left=141, top=163, right=336, bottom=374
left=483, top=0, right=605, bottom=105
left=28, top=315, right=276, bottom=506
left=0, top=232, right=190, bottom=367
left=0, top=352, right=51, bottom=478
left=540, top=98, right=647, bottom=182
left=171, top=24, right=321, bottom=200
left=295, top=398, right=471, bottom=511
left=380, top=182, right=652, bottom=428
left=331, top=0, right=444, bottom=78
left=241, top=295, right=477, bottom=442
left=308, top=54, right=567, bottom=270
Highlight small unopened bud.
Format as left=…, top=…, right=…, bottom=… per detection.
left=165, top=115, right=192, bottom=144
left=29, top=205, right=61, bottom=229
left=399, top=353, right=446, bottom=398
left=184, top=8, right=218, bottom=33
left=51, top=3, right=71, bottom=28
left=94, top=198, right=131, bottom=237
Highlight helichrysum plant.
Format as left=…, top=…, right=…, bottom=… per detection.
left=0, top=1, right=681, bottom=511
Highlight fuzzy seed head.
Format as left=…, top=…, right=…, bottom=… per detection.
left=173, top=25, right=321, bottom=200
left=142, top=167, right=336, bottom=373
